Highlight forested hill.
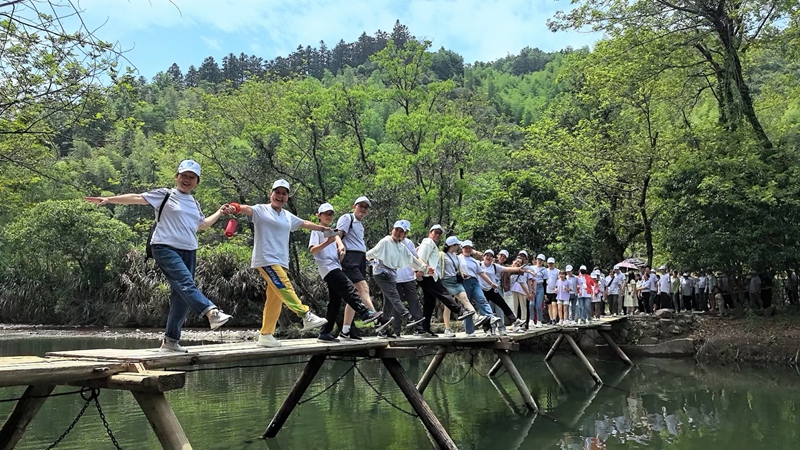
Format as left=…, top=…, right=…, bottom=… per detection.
left=2, top=3, right=799, bottom=326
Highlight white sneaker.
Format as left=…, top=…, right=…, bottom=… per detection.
left=535, top=321, right=543, bottom=328
left=514, top=318, right=526, bottom=326
left=257, top=334, right=282, bottom=348
left=511, top=325, right=523, bottom=333
left=465, top=332, right=477, bottom=338
left=159, top=339, right=188, bottom=353
left=208, top=309, right=232, bottom=330
left=302, top=311, right=328, bottom=331
left=528, top=320, right=535, bottom=329
left=443, top=328, right=456, bottom=337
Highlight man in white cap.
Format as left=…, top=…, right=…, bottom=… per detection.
left=336, top=195, right=374, bottom=340
left=309, top=203, right=388, bottom=343
left=366, top=220, right=429, bottom=338
left=394, top=220, right=426, bottom=336
left=229, top=180, right=330, bottom=347
left=416, top=224, right=475, bottom=336
left=85, top=159, right=233, bottom=352
left=545, top=257, right=560, bottom=324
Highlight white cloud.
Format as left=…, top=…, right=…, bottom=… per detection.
left=201, top=36, right=222, bottom=51
left=74, top=0, right=602, bottom=70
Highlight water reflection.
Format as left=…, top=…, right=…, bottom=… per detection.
left=1, top=337, right=799, bottom=450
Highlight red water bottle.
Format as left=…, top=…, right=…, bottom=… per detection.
left=225, top=219, right=238, bottom=237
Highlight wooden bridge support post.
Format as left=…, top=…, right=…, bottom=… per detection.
left=132, top=391, right=193, bottom=450
left=544, top=335, right=564, bottom=362
left=382, top=358, right=458, bottom=450
left=487, top=359, right=503, bottom=378
left=416, top=347, right=449, bottom=394
left=263, top=355, right=327, bottom=439
left=495, top=350, right=538, bottom=412
left=598, top=330, right=634, bottom=366
left=0, top=384, right=55, bottom=450
left=562, top=334, right=603, bottom=385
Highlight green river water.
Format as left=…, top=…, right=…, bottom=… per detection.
left=1, top=336, right=799, bottom=449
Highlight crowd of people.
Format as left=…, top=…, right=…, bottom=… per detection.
left=87, top=165, right=799, bottom=351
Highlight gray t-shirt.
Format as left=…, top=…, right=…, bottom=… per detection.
left=336, top=213, right=366, bottom=252
left=142, top=188, right=204, bottom=251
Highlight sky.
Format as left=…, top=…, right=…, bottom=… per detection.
left=72, top=0, right=603, bottom=78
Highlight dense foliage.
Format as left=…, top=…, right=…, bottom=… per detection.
left=1, top=1, right=798, bottom=325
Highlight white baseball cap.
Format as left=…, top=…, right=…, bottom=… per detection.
left=537, top=254, right=546, bottom=261
left=519, top=250, right=529, bottom=258
left=445, top=236, right=461, bottom=247
left=484, top=249, right=495, bottom=256
left=399, top=220, right=411, bottom=231
left=565, top=265, right=573, bottom=272
left=430, top=224, right=444, bottom=233
left=658, top=265, right=667, bottom=270
left=177, top=159, right=201, bottom=176
left=579, top=265, right=587, bottom=270
left=353, top=196, right=372, bottom=207
left=392, top=220, right=405, bottom=229
left=461, top=240, right=474, bottom=248
left=317, top=203, right=334, bottom=214
left=272, top=179, right=291, bottom=192
left=547, top=257, right=555, bottom=264
left=499, top=250, right=509, bottom=258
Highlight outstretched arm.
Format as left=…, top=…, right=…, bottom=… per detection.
left=85, top=194, right=148, bottom=206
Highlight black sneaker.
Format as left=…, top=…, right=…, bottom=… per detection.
left=375, top=316, right=393, bottom=334
left=422, top=331, right=439, bottom=338
left=317, top=333, right=340, bottom=343
left=405, top=315, right=425, bottom=328
left=474, top=314, right=490, bottom=328
left=412, top=330, right=427, bottom=337
left=361, top=310, right=383, bottom=325
left=378, top=332, right=399, bottom=339
left=456, top=309, right=475, bottom=321
left=339, top=329, right=362, bottom=341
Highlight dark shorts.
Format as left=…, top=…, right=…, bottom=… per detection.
left=341, top=251, right=367, bottom=283
left=545, top=293, right=557, bottom=304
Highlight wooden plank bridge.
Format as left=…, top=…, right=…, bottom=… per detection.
left=0, top=316, right=631, bottom=450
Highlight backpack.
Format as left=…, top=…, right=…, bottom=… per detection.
left=145, top=190, right=172, bottom=260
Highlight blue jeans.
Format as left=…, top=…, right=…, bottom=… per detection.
left=152, top=245, right=216, bottom=341
left=529, top=285, right=544, bottom=323
left=568, top=295, right=578, bottom=321
left=462, top=278, right=494, bottom=319
left=580, top=297, right=592, bottom=321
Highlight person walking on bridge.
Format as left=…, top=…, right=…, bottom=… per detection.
left=230, top=179, right=329, bottom=348
left=85, top=159, right=232, bottom=353
left=309, top=203, right=386, bottom=343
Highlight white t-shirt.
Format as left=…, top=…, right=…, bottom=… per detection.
left=143, top=188, right=205, bottom=251
left=659, top=273, right=672, bottom=294
left=336, top=213, right=366, bottom=252
left=250, top=204, right=304, bottom=269
left=417, top=238, right=441, bottom=280
left=395, top=238, right=418, bottom=283
left=309, top=230, right=340, bottom=279
left=459, top=254, right=485, bottom=280
left=510, top=272, right=530, bottom=295
left=443, top=253, right=461, bottom=278
left=546, top=267, right=560, bottom=293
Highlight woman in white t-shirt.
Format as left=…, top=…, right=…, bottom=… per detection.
left=85, top=160, right=232, bottom=353
left=440, top=236, right=480, bottom=336
left=231, top=179, right=331, bottom=348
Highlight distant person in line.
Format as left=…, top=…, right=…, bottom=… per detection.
left=697, top=270, right=709, bottom=311
left=545, top=257, right=560, bottom=325
left=591, top=272, right=604, bottom=320
left=510, top=255, right=533, bottom=331
left=85, top=159, right=232, bottom=353
left=479, top=249, right=527, bottom=336
left=788, top=269, right=798, bottom=305
left=657, top=266, right=672, bottom=309
left=624, top=272, right=638, bottom=315
left=529, top=254, right=547, bottom=327
left=555, top=270, right=570, bottom=323
left=576, top=265, right=594, bottom=324
left=459, top=241, right=503, bottom=335
left=671, top=271, right=681, bottom=312
left=366, top=220, right=430, bottom=338
left=229, top=179, right=329, bottom=348
left=415, top=225, right=475, bottom=337
left=680, top=272, right=695, bottom=312
left=748, top=271, right=762, bottom=309
left=565, top=265, right=578, bottom=324
left=336, top=196, right=381, bottom=340
left=308, top=203, right=387, bottom=343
